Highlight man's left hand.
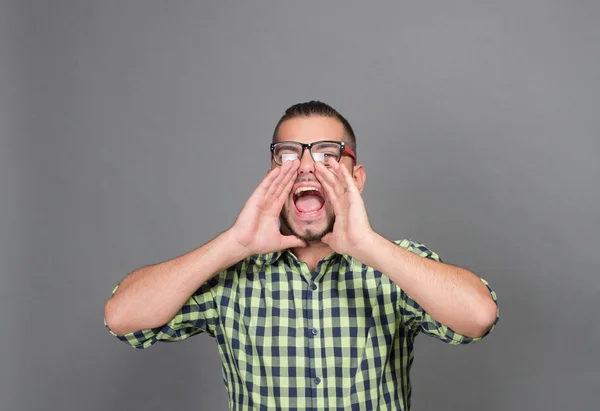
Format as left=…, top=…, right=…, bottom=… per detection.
left=315, top=159, right=376, bottom=257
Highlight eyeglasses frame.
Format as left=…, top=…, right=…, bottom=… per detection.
left=270, top=140, right=357, bottom=166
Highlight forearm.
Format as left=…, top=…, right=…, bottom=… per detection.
left=356, top=234, right=497, bottom=338
left=104, top=229, right=248, bottom=335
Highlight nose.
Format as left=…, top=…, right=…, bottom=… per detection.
left=298, top=147, right=316, bottom=175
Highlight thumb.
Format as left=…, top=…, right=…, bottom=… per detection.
left=321, top=233, right=332, bottom=246
left=281, top=235, right=307, bottom=249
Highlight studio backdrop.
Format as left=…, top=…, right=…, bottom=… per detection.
left=1, top=1, right=598, bottom=410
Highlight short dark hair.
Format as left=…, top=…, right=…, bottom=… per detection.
left=272, top=101, right=357, bottom=158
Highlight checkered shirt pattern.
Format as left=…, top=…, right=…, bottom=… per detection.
left=106, top=239, right=499, bottom=410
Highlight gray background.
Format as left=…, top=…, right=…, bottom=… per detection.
left=1, top=0, right=598, bottom=410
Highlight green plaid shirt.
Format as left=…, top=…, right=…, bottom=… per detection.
left=106, top=239, right=498, bottom=410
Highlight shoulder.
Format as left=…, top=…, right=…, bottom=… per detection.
left=209, top=251, right=285, bottom=283
left=392, top=239, right=444, bottom=263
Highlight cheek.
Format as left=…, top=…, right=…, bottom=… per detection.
left=284, top=196, right=294, bottom=211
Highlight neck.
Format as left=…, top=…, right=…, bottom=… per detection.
left=289, top=241, right=334, bottom=272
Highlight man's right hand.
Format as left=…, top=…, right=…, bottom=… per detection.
left=228, top=159, right=306, bottom=257
left=104, top=160, right=305, bottom=336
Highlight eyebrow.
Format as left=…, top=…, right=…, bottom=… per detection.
left=314, top=142, right=340, bottom=147
left=276, top=142, right=302, bottom=149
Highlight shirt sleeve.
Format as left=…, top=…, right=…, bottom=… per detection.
left=395, top=239, right=499, bottom=345
left=104, top=275, right=221, bottom=349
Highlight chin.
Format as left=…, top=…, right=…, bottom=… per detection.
left=280, top=205, right=334, bottom=243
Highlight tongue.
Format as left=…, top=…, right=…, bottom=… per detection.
left=295, top=195, right=324, bottom=213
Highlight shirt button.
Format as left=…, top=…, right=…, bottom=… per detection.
left=314, top=377, right=321, bottom=385
left=311, top=328, right=318, bottom=336
left=310, top=283, right=317, bottom=290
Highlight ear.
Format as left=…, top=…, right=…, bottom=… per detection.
left=352, top=164, right=366, bottom=194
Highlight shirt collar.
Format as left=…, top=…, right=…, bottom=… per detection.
left=253, top=248, right=354, bottom=268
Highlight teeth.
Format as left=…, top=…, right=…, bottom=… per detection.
left=295, top=187, right=319, bottom=195
left=294, top=186, right=320, bottom=196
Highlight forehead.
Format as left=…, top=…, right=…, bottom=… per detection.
left=275, top=116, right=345, bottom=144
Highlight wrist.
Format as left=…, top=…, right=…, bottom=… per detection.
left=351, top=230, right=385, bottom=264
left=222, top=228, right=254, bottom=261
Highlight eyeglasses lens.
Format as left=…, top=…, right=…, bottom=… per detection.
left=274, top=142, right=341, bottom=165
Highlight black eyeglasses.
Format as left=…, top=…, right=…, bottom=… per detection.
left=270, top=140, right=357, bottom=166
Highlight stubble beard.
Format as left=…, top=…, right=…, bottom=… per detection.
left=280, top=203, right=335, bottom=243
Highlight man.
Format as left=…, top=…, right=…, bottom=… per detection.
left=104, top=101, right=499, bottom=410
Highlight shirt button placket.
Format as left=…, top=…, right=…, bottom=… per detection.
left=309, top=269, right=324, bottom=408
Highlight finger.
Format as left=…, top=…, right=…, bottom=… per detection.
left=273, top=160, right=299, bottom=199
left=336, top=162, right=360, bottom=194
left=268, top=168, right=297, bottom=216
left=315, top=163, right=346, bottom=215
left=252, top=166, right=281, bottom=199
left=322, top=159, right=359, bottom=197
left=314, top=163, right=341, bottom=197
left=315, top=162, right=347, bottom=197
left=277, top=169, right=297, bottom=202
left=266, top=160, right=296, bottom=198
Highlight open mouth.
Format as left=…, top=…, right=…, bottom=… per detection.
left=293, top=186, right=326, bottom=216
